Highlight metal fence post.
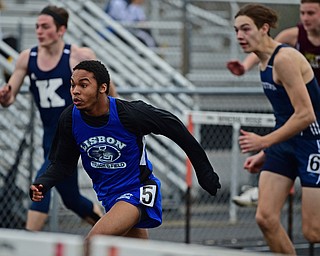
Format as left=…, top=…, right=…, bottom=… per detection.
left=49, top=188, right=59, bottom=232
left=185, top=114, right=194, bottom=244
left=230, top=122, right=240, bottom=223
left=181, top=0, right=191, bottom=76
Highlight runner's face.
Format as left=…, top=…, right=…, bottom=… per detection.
left=36, top=15, right=61, bottom=47
left=234, top=16, right=261, bottom=53
left=70, top=69, right=100, bottom=112
left=300, top=3, right=320, bottom=32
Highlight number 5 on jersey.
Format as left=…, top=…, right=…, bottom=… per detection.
left=140, top=185, right=157, bottom=207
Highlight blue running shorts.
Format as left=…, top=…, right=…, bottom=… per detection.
left=101, top=176, right=162, bottom=228
left=262, top=137, right=320, bottom=187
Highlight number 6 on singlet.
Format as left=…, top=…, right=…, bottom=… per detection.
left=140, top=185, right=157, bottom=207
left=307, top=154, right=320, bottom=174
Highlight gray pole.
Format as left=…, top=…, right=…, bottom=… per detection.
left=181, top=0, right=191, bottom=76
left=230, top=122, right=240, bottom=223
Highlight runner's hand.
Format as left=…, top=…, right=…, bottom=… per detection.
left=226, top=60, right=245, bottom=76
left=29, top=184, right=44, bottom=201
left=196, top=170, right=221, bottom=196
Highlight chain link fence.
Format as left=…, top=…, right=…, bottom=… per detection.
left=0, top=0, right=311, bottom=254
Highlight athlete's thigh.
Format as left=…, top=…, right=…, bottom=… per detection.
left=258, top=141, right=297, bottom=216
left=125, top=228, right=148, bottom=239
left=88, top=201, right=140, bottom=237
left=301, top=187, right=320, bottom=228
left=258, top=171, right=294, bottom=216
left=296, top=138, right=320, bottom=227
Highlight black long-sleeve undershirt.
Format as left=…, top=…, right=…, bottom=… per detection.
left=34, top=98, right=217, bottom=194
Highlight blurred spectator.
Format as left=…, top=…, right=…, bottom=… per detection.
left=104, top=0, right=157, bottom=48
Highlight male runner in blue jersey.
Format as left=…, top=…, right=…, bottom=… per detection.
left=228, top=0, right=320, bottom=208
left=0, top=5, right=116, bottom=231
left=233, top=4, right=320, bottom=254
left=29, top=60, right=221, bottom=252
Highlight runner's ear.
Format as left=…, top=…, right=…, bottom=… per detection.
left=100, top=83, right=107, bottom=93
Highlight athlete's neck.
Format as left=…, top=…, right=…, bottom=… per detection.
left=84, top=96, right=110, bottom=117
left=39, top=40, right=65, bottom=56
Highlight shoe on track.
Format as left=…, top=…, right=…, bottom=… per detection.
left=232, top=186, right=258, bottom=207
